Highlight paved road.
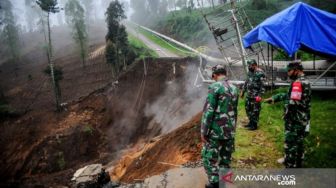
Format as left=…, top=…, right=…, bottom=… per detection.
left=125, top=25, right=179, bottom=58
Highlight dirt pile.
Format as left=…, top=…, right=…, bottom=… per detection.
left=0, top=57, right=201, bottom=187
left=112, top=113, right=203, bottom=183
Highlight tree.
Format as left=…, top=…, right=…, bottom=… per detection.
left=0, top=0, right=20, bottom=64
left=187, top=0, right=195, bottom=12
left=36, top=0, right=62, bottom=111
left=105, top=0, right=128, bottom=77
left=116, top=25, right=129, bottom=71
left=65, top=0, right=88, bottom=67
left=251, top=0, right=267, bottom=9
left=105, top=40, right=117, bottom=77
left=307, top=0, right=336, bottom=13
left=81, top=0, right=93, bottom=25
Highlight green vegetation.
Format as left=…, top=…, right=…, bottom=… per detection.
left=137, top=26, right=192, bottom=57
left=154, top=11, right=211, bottom=47
left=36, top=0, right=62, bottom=111
left=128, top=34, right=158, bottom=59
left=105, top=0, right=129, bottom=77
left=274, top=49, right=323, bottom=61
left=0, top=97, right=15, bottom=120
left=234, top=88, right=336, bottom=168
left=305, top=93, right=336, bottom=167
left=44, top=66, right=63, bottom=102
left=65, top=0, right=88, bottom=67
left=0, top=0, right=21, bottom=63
left=233, top=89, right=284, bottom=168
left=148, top=0, right=334, bottom=60
left=82, top=124, right=94, bottom=135
left=57, top=151, right=66, bottom=170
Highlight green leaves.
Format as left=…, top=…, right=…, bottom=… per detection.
left=105, top=0, right=129, bottom=71
left=65, top=0, right=88, bottom=66
left=36, top=0, right=60, bottom=13
left=0, top=0, right=20, bottom=62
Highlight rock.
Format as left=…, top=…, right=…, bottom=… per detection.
left=71, top=164, right=118, bottom=188
left=72, top=164, right=103, bottom=184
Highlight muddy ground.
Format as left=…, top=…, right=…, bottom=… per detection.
left=0, top=52, right=203, bottom=187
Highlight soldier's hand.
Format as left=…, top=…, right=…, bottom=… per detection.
left=264, top=97, right=274, bottom=104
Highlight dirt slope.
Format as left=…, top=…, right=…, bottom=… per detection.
left=112, top=113, right=202, bottom=183
left=0, top=57, right=198, bottom=187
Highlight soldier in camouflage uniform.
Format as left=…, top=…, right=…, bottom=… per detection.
left=241, top=59, right=266, bottom=130
left=265, top=62, right=311, bottom=168
left=201, top=65, right=239, bottom=188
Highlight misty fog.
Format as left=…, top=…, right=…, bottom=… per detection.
left=3, top=0, right=130, bottom=32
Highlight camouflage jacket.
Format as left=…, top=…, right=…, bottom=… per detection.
left=272, top=74, right=311, bottom=125
left=201, top=77, right=239, bottom=140
left=242, top=68, right=266, bottom=98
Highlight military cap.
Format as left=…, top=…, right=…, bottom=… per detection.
left=247, top=59, right=257, bottom=65
left=212, top=64, right=227, bottom=75
left=287, top=61, right=303, bottom=71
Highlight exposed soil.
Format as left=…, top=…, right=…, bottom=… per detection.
left=0, top=21, right=283, bottom=188
left=112, top=113, right=203, bottom=183
left=0, top=53, right=199, bottom=187
left=110, top=107, right=283, bottom=185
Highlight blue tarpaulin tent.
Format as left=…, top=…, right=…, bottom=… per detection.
left=243, top=2, right=336, bottom=58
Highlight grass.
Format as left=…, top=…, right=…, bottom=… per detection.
left=136, top=26, right=193, bottom=57
left=233, top=88, right=336, bottom=168
left=304, top=93, right=336, bottom=167
left=233, top=90, right=283, bottom=168
left=128, top=33, right=158, bottom=59
left=154, top=10, right=212, bottom=48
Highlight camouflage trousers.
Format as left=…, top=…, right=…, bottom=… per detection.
left=284, top=121, right=306, bottom=168
left=245, top=97, right=261, bottom=128
left=202, top=138, right=235, bottom=183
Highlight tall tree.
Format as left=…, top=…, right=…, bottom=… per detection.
left=187, top=0, right=195, bottom=12
left=0, top=0, right=20, bottom=64
left=307, top=0, right=336, bottom=13
left=116, top=25, right=128, bottom=71
left=36, top=0, right=62, bottom=111
left=210, top=0, right=215, bottom=8
left=105, top=0, right=128, bottom=77
left=65, top=0, right=88, bottom=67
left=81, top=0, right=93, bottom=25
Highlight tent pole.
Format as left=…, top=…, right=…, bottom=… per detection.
left=313, top=54, right=316, bottom=70
left=267, top=44, right=270, bottom=75
left=271, top=46, right=274, bottom=93
left=257, top=53, right=260, bottom=66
